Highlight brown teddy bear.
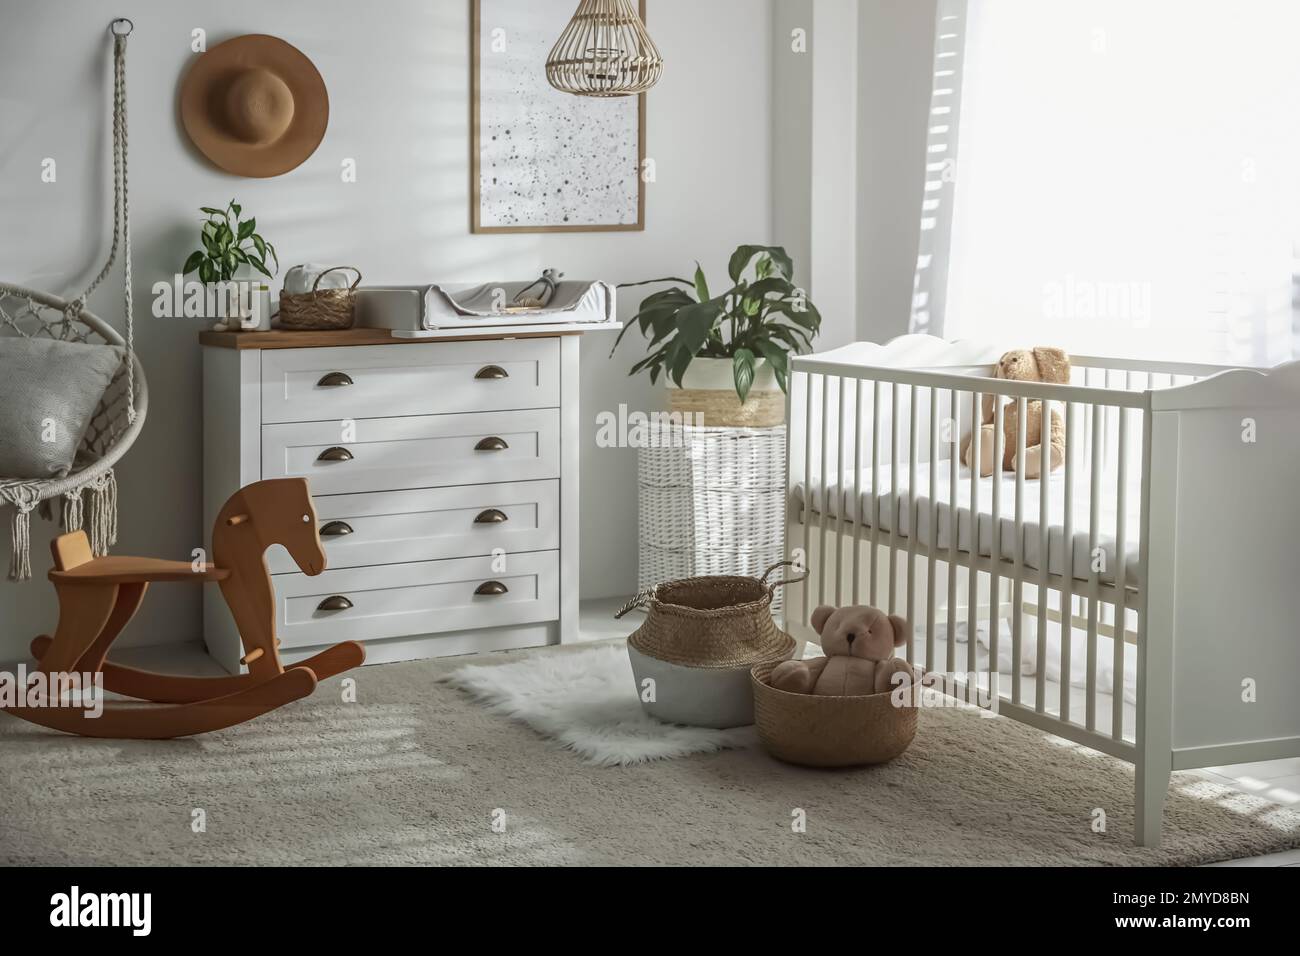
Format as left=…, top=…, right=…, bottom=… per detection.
left=770, top=605, right=915, bottom=696
left=962, top=347, right=1071, bottom=479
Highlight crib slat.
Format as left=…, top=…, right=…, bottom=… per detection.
left=1086, top=402, right=1103, bottom=732
left=835, top=375, right=847, bottom=607
left=1082, top=368, right=1091, bottom=467
left=1102, top=370, right=1115, bottom=639
left=947, top=388, right=960, bottom=675
left=967, top=390, right=981, bottom=688
left=906, top=385, right=919, bottom=664
left=1061, top=401, right=1075, bottom=723
left=1035, top=399, right=1051, bottom=714
left=870, top=382, right=881, bottom=606
left=818, top=374, right=829, bottom=609
left=1112, top=404, right=1130, bottom=741
left=926, top=387, right=939, bottom=673
left=989, top=395, right=1003, bottom=707
left=1012, top=397, right=1027, bottom=706
left=802, top=371, right=813, bottom=623
left=852, top=378, right=863, bottom=605
left=1101, top=370, right=1114, bottom=476
left=889, top=383, right=900, bottom=615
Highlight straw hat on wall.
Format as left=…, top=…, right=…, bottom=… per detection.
left=180, top=34, right=328, bottom=178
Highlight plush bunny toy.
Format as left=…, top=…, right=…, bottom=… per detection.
left=770, top=605, right=915, bottom=696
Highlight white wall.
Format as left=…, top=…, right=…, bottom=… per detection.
left=0, top=0, right=774, bottom=660
left=770, top=0, right=939, bottom=349
left=856, top=0, right=939, bottom=344
left=808, top=0, right=859, bottom=350
left=771, top=0, right=814, bottom=291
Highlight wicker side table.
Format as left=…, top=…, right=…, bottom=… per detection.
left=637, top=424, right=787, bottom=610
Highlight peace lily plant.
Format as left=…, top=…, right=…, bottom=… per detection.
left=613, top=245, right=821, bottom=423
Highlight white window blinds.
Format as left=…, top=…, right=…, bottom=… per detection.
left=926, top=0, right=1300, bottom=365
left=910, top=0, right=967, bottom=338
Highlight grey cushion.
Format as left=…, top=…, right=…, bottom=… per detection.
left=0, top=337, right=125, bottom=479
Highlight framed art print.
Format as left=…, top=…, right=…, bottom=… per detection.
left=471, top=0, right=647, bottom=233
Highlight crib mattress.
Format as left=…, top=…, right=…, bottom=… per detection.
left=792, top=463, right=1143, bottom=588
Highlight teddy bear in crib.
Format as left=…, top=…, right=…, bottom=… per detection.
left=770, top=605, right=916, bottom=696
left=961, top=347, right=1071, bottom=479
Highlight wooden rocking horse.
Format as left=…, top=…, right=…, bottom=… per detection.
left=2, top=478, right=365, bottom=738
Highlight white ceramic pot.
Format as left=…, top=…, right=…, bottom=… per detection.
left=676, top=356, right=779, bottom=393
left=627, top=642, right=798, bottom=729
left=206, top=278, right=270, bottom=331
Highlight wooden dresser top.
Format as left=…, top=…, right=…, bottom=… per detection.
left=199, top=328, right=581, bottom=350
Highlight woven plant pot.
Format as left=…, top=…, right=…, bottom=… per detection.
left=618, top=562, right=805, bottom=729
left=618, top=562, right=803, bottom=668
left=750, top=660, right=918, bottom=767
left=278, top=266, right=361, bottom=331
left=668, top=357, right=785, bottom=427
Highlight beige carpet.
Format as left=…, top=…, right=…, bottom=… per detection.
left=2, top=643, right=1298, bottom=866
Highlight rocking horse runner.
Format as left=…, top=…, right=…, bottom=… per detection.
left=4, top=479, right=365, bottom=739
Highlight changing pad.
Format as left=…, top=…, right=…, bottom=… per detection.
left=355, top=281, right=616, bottom=333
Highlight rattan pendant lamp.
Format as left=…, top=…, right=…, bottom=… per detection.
left=545, top=0, right=663, bottom=97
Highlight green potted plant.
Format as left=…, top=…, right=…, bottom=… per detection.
left=613, top=244, right=821, bottom=426
left=181, top=199, right=278, bottom=330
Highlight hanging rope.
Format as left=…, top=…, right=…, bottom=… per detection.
left=0, top=20, right=141, bottom=578
left=66, top=25, right=134, bottom=421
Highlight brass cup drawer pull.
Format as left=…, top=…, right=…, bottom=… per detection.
left=474, top=581, right=509, bottom=596
left=319, top=520, right=355, bottom=537
left=317, top=446, right=354, bottom=463
left=474, top=436, right=509, bottom=452
left=316, top=371, right=355, bottom=388
left=474, top=508, right=509, bottom=524
left=475, top=365, right=509, bottom=380
left=317, top=595, right=354, bottom=612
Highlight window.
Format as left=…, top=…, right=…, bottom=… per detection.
left=922, top=0, right=1300, bottom=365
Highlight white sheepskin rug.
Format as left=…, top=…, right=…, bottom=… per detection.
left=441, top=644, right=755, bottom=767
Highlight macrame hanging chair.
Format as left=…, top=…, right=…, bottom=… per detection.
left=0, top=19, right=146, bottom=580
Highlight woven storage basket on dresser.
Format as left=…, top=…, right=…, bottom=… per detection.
left=638, top=424, right=786, bottom=610
left=278, top=266, right=361, bottom=331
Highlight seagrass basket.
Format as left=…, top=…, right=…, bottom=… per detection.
left=617, top=562, right=803, bottom=668
left=278, top=266, right=361, bottom=331
left=751, top=660, right=918, bottom=767
left=616, top=562, right=804, bottom=728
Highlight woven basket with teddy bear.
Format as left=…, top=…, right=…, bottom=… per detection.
left=753, top=604, right=922, bottom=768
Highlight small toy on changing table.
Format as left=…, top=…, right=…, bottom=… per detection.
left=770, top=604, right=916, bottom=696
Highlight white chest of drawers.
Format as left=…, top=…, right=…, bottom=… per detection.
left=201, top=329, right=581, bottom=672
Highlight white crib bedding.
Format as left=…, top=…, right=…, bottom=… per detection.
left=792, top=463, right=1143, bottom=587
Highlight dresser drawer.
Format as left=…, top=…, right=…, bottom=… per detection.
left=266, top=481, right=560, bottom=574
left=260, top=340, right=560, bottom=424
left=261, top=409, right=560, bottom=495
left=273, top=551, right=559, bottom=649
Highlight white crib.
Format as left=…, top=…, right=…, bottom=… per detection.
left=785, top=334, right=1300, bottom=846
